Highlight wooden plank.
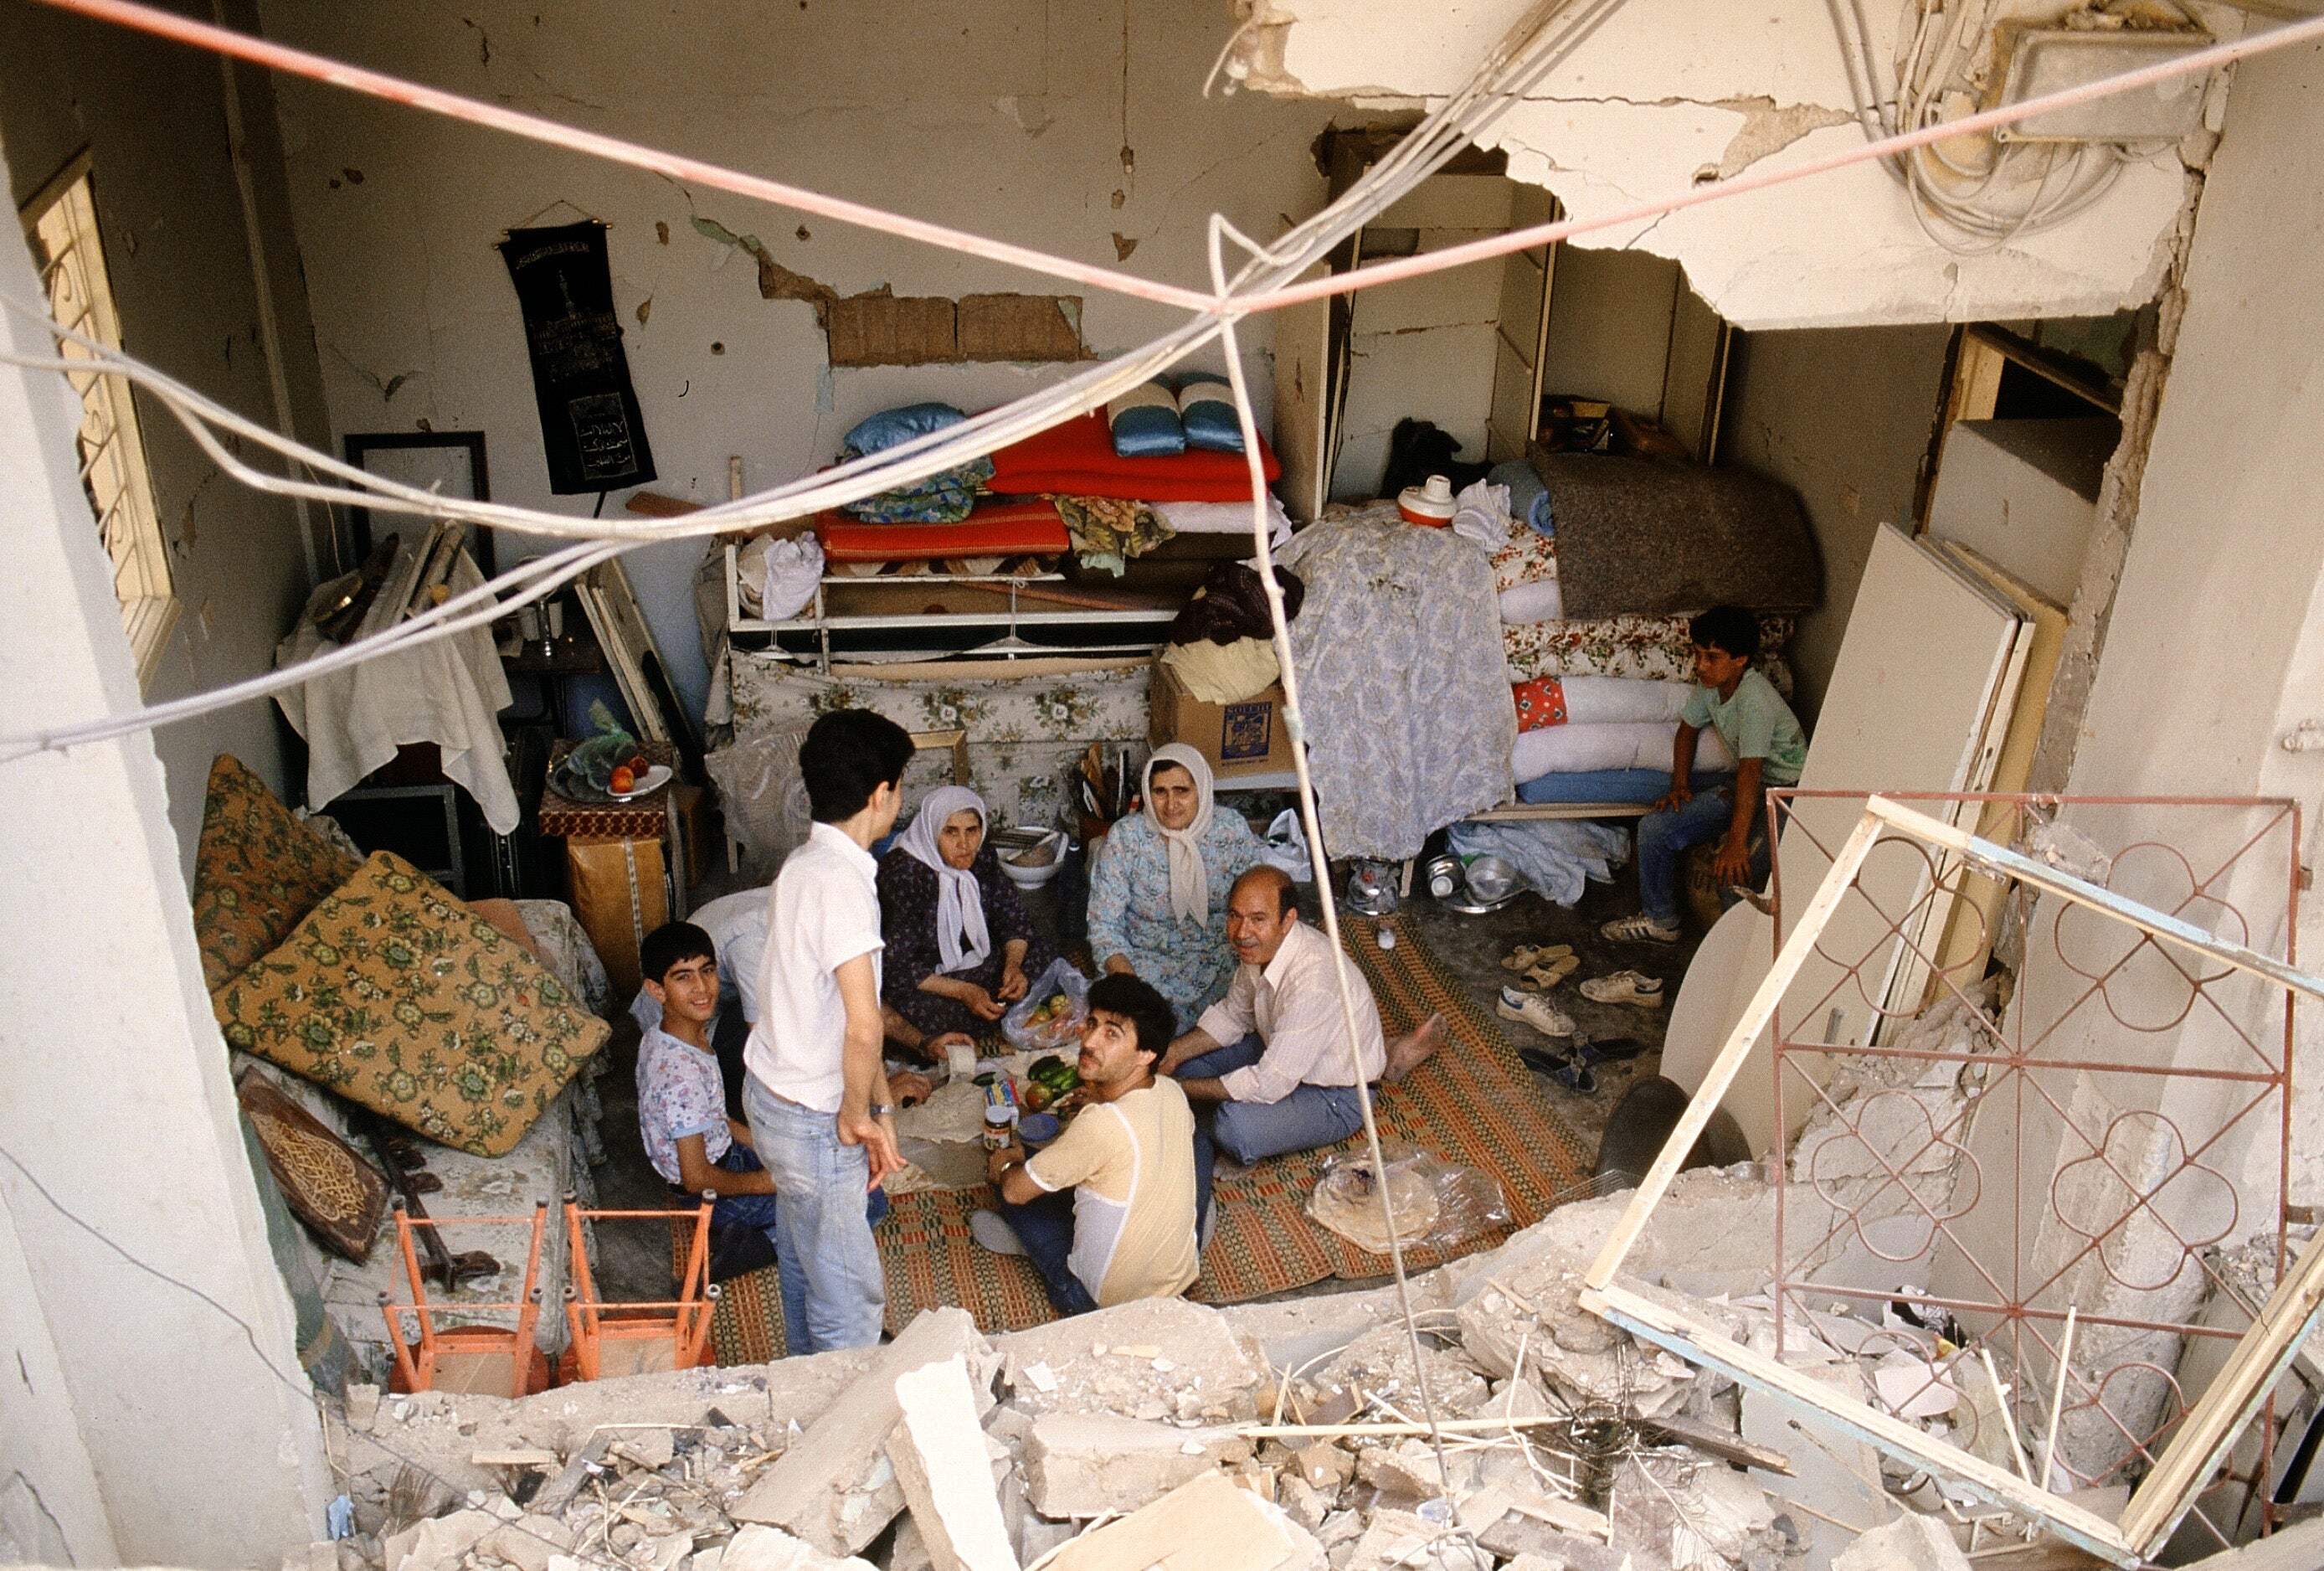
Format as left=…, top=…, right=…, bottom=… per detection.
left=1468, top=801, right=1653, bottom=822
left=1582, top=806, right=1885, bottom=1295
left=2117, top=1224, right=2324, bottom=1553
left=532, top=1432, right=612, bottom=1517
left=1585, top=1281, right=2136, bottom=1567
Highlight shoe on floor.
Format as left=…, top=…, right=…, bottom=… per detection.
left=1523, top=953, right=1581, bottom=990
left=1499, top=942, right=1575, bottom=971
left=1495, top=985, right=1574, bottom=1038
left=969, top=1208, right=1026, bottom=1256
left=1580, top=970, right=1666, bottom=1007
left=1601, top=914, right=1681, bottom=945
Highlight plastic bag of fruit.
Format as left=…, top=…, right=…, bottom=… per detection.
left=1001, top=958, right=1091, bottom=1053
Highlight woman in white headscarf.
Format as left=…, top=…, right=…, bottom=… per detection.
left=1087, top=744, right=1265, bottom=1033
left=877, top=786, right=1054, bottom=1047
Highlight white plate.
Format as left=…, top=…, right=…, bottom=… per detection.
left=607, top=763, right=673, bottom=801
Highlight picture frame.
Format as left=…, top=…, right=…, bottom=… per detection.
left=342, top=431, right=494, bottom=574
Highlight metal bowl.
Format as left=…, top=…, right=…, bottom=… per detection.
left=1463, top=854, right=1523, bottom=904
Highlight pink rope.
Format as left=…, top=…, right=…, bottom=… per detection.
left=27, top=0, right=1220, bottom=316
left=32, top=0, right=2324, bottom=323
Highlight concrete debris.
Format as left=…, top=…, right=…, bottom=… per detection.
left=887, top=1357, right=1020, bottom=1571
left=322, top=1169, right=2051, bottom=1571
left=1827, top=1513, right=1967, bottom=1571
left=725, top=1524, right=882, bottom=1571
left=733, top=1309, right=998, bottom=1554
left=1608, top=1453, right=1796, bottom=1571
left=1046, top=1471, right=1324, bottom=1571
left=1000, top=1298, right=1269, bottom=1423
left=1023, top=1412, right=1254, bottom=1517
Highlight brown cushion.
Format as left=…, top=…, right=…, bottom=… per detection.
left=191, top=755, right=362, bottom=992
left=213, top=852, right=609, bottom=1157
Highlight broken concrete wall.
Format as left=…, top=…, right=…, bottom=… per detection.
left=257, top=0, right=1345, bottom=718
left=1715, top=323, right=1954, bottom=719
left=0, top=0, right=339, bottom=873
left=1956, top=33, right=2324, bottom=1484
left=0, top=152, right=332, bottom=1566
left=1237, top=0, right=2222, bottom=332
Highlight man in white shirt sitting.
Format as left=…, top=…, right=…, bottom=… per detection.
left=1159, top=866, right=1443, bottom=1174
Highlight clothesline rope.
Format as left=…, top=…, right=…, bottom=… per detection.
left=0, top=0, right=1617, bottom=760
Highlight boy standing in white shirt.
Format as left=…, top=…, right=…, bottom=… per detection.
left=745, top=709, right=917, bottom=1352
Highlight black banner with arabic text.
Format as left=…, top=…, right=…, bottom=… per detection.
left=498, top=221, right=656, bottom=494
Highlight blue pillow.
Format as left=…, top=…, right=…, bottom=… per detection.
left=1176, top=373, right=1245, bottom=454
left=843, top=402, right=969, bottom=458
left=1106, top=380, right=1185, bottom=458
left=1490, top=458, right=1553, bottom=538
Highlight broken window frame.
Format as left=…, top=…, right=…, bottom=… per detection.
left=1577, top=795, right=2324, bottom=1566
left=22, top=152, right=178, bottom=690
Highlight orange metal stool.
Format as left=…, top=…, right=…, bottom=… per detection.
left=558, top=1191, right=719, bottom=1382
left=378, top=1197, right=553, bottom=1398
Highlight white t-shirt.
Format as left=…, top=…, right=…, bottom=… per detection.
left=745, top=822, right=884, bottom=1115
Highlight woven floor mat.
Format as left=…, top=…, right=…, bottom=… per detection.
left=688, top=915, right=1592, bottom=1356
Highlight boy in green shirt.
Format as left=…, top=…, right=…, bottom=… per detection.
left=1602, top=605, right=1805, bottom=944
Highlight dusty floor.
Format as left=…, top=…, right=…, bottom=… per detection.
left=585, top=824, right=1705, bottom=1307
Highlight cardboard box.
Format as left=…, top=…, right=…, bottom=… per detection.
left=1148, top=658, right=1295, bottom=778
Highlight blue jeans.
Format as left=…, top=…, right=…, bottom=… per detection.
left=741, top=1077, right=886, bottom=1353
left=1179, top=1034, right=1366, bottom=1204
left=698, top=1145, right=887, bottom=1241
left=995, top=1190, right=1101, bottom=1318
left=1635, top=775, right=1769, bottom=925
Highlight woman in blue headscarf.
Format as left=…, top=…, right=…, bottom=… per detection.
left=1086, top=744, right=1264, bottom=1033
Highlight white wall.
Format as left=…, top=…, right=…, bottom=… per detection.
left=1241, top=0, right=2216, bottom=332
left=0, top=143, right=330, bottom=1564
left=1715, top=324, right=1955, bottom=721
left=0, top=0, right=337, bottom=875
left=1926, top=418, right=2113, bottom=608
left=260, top=0, right=1343, bottom=720
left=1334, top=173, right=1512, bottom=498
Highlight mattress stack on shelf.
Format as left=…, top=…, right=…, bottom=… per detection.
left=1488, top=449, right=1820, bottom=804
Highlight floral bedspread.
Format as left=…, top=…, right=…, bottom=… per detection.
left=1279, top=505, right=1514, bottom=861
left=728, top=652, right=1151, bottom=832
left=1504, top=612, right=1796, bottom=694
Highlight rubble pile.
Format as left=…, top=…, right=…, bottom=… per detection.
left=317, top=1171, right=2102, bottom=1571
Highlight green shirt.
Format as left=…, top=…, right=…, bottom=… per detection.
left=1682, top=667, right=1806, bottom=786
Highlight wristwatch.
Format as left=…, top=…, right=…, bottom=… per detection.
left=866, top=1102, right=895, bottom=1119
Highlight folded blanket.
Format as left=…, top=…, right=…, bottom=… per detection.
left=1528, top=449, right=1819, bottom=616
left=1512, top=719, right=1735, bottom=780
left=1513, top=675, right=1694, bottom=729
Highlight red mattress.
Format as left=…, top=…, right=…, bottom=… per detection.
left=987, top=412, right=1279, bottom=502
left=815, top=498, right=1069, bottom=562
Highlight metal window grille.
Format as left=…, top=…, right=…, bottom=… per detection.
left=24, top=161, right=177, bottom=686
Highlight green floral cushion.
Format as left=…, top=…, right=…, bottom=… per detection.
left=192, top=755, right=362, bottom=992
left=213, top=852, right=609, bottom=1156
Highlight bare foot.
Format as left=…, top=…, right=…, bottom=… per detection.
left=1384, top=1012, right=1446, bottom=1083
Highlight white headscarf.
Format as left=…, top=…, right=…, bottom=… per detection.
left=898, top=786, right=992, bottom=974
left=1143, top=744, right=1217, bottom=927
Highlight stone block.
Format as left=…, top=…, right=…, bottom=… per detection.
left=481, top=1515, right=574, bottom=1571
left=1831, top=1513, right=1968, bottom=1571
left=382, top=1508, right=497, bottom=1571
left=733, top=1309, right=997, bottom=1556
left=887, top=1356, right=1019, bottom=1571
left=1023, top=1412, right=1253, bottom=1518
left=1046, top=1472, right=1324, bottom=1571
left=725, top=1524, right=882, bottom=1571
left=995, top=1299, right=1268, bottom=1423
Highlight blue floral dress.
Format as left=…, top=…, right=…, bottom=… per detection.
left=1087, top=812, right=1264, bottom=1032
